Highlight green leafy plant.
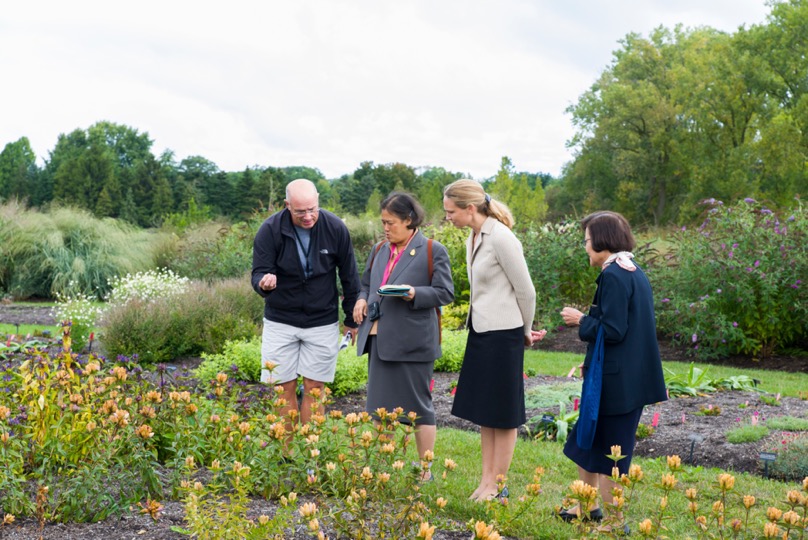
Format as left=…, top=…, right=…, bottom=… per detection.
left=664, top=363, right=718, bottom=397
left=652, top=199, right=807, bottom=359
left=433, top=329, right=467, bottom=372
left=696, top=404, right=722, bottom=416
left=636, top=423, right=655, bottom=440
left=765, top=432, right=808, bottom=481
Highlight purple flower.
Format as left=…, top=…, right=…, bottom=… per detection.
left=661, top=298, right=670, bottom=303
left=754, top=260, right=760, bottom=267
left=728, top=251, right=734, bottom=258
left=787, top=215, right=795, bottom=222
left=732, top=243, right=738, bottom=249
left=761, top=209, right=773, bottom=215
left=692, top=334, right=698, bottom=343
left=732, top=322, right=738, bottom=327
left=716, top=289, right=722, bottom=293
left=681, top=226, right=687, bottom=232
left=744, top=197, right=756, bottom=203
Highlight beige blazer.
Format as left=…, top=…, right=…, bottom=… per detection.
left=466, top=217, right=536, bottom=337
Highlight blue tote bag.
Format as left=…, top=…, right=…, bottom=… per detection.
left=576, top=324, right=604, bottom=450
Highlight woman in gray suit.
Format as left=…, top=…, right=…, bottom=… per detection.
left=353, top=192, right=454, bottom=469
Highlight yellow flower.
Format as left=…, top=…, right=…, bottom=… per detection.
left=85, top=421, right=97, bottom=432
left=258, top=515, right=269, bottom=525
left=473, top=520, right=493, bottom=539
left=638, top=519, right=653, bottom=535
left=299, top=502, right=317, bottom=518
left=782, top=510, right=800, bottom=526
left=685, top=487, right=698, bottom=500
left=112, top=366, right=127, bottom=381
left=695, top=515, right=707, bottom=530
left=660, top=473, right=677, bottom=490
left=0, top=406, right=11, bottom=420
left=3, top=514, right=15, bottom=525
left=211, top=459, right=221, bottom=471
left=730, top=518, right=743, bottom=532
left=786, top=490, right=802, bottom=505
left=393, top=460, right=405, bottom=470
left=215, top=372, right=228, bottom=384
left=712, top=500, right=724, bottom=514
left=263, top=360, right=278, bottom=371
left=361, top=466, right=373, bottom=483
left=610, top=445, right=623, bottom=458
left=803, top=476, right=808, bottom=492
left=743, top=495, right=756, bottom=509
left=763, top=521, right=780, bottom=538
left=659, top=496, right=668, bottom=510
left=766, top=507, right=782, bottom=522
left=667, top=455, right=682, bottom=471
left=416, top=521, right=435, bottom=539
left=444, top=458, right=457, bottom=471
left=423, top=449, right=434, bottom=462
left=435, top=497, right=448, bottom=509
left=310, top=449, right=320, bottom=458
left=308, top=518, right=320, bottom=532
left=688, top=501, right=698, bottom=514
left=717, top=473, right=735, bottom=491
left=628, top=464, right=644, bottom=482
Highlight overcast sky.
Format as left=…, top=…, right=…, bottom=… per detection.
left=1, top=1, right=771, bottom=180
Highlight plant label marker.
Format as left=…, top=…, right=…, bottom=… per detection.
left=687, top=433, right=704, bottom=464
left=759, top=451, right=776, bottom=478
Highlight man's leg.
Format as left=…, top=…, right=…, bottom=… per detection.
left=297, top=322, right=339, bottom=423
left=301, top=377, right=326, bottom=423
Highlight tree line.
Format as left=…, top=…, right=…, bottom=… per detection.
left=2, top=1, right=806, bottom=228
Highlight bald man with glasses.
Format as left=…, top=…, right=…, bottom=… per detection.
left=252, top=179, right=360, bottom=431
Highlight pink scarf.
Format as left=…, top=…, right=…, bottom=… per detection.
left=602, top=251, right=636, bottom=271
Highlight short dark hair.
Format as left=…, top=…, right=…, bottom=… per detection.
left=380, top=192, right=425, bottom=230
left=581, top=211, right=635, bottom=253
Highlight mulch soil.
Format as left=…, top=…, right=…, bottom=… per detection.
left=1, top=303, right=807, bottom=539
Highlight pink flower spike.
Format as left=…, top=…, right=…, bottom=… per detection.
left=573, top=398, right=579, bottom=411
left=450, top=387, right=457, bottom=396
left=652, top=412, right=659, bottom=428
left=681, top=413, right=686, bottom=424
left=523, top=372, right=528, bottom=380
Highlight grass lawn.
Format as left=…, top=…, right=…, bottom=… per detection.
left=425, top=427, right=806, bottom=539
left=525, top=350, right=807, bottom=398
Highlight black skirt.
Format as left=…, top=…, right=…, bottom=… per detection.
left=450, top=322, right=525, bottom=429
left=563, top=407, right=644, bottom=475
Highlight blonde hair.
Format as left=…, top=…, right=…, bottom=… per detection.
left=443, top=179, right=514, bottom=229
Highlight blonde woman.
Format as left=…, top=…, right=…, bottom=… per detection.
left=443, top=179, right=546, bottom=502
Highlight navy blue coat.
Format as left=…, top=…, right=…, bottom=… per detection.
left=578, top=263, right=667, bottom=416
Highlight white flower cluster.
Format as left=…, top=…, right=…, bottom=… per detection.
left=105, top=268, right=190, bottom=308
left=51, top=289, right=105, bottom=327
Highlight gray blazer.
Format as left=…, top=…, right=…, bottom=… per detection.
left=356, top=231, right=454, bottom=362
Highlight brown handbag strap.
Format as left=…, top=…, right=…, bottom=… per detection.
left=427, top=239, right=442, bottom=343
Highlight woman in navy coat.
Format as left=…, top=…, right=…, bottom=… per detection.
left=558, top=211, right=667, bottom=531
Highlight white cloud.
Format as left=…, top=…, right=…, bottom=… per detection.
left=0, top=0, right=770, bottom=179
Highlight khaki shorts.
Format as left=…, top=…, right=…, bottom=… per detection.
left=260, top=319, right=339, bottom=384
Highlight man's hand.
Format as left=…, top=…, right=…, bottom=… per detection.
left=259, top=273, right=277, bottom=291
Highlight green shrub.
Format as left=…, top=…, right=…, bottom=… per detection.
left=0, top=204, right=161, bottom=299
left=441, top=302, right=468, bottom=331
left=766, top=432, right=808, bottom=481
left=726, top=424, right=770, bottom=444
left=101, top=277, right=262, bottom=365
left=106, top=268, right=190, bottom=306
left=636, top=423, right=655, bottom=440
left=196, top=336, right=263, bottom=384
left=766, top=415, right=808, bottom=431
left=434, top=330, right=467, bottom=372
left=652, top=199, right=807, bottom=359
left=195, top=337, right=369, bottom=398
left=330, top=347, right=369, bottom=398
left=422, top=224, right=470, bottom=303
left=160, top=219, right=260, bottom=281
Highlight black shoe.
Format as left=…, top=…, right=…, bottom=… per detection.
left=558, top=507, right=603, bottom=522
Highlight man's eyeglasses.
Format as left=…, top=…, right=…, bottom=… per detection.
left=291, top=206, right=319, bottom=217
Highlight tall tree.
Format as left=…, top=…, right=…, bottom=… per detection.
left=0, top=137, right=37, bottom=202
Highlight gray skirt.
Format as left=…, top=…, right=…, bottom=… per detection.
left=365, top=336, right=436, bottom=425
